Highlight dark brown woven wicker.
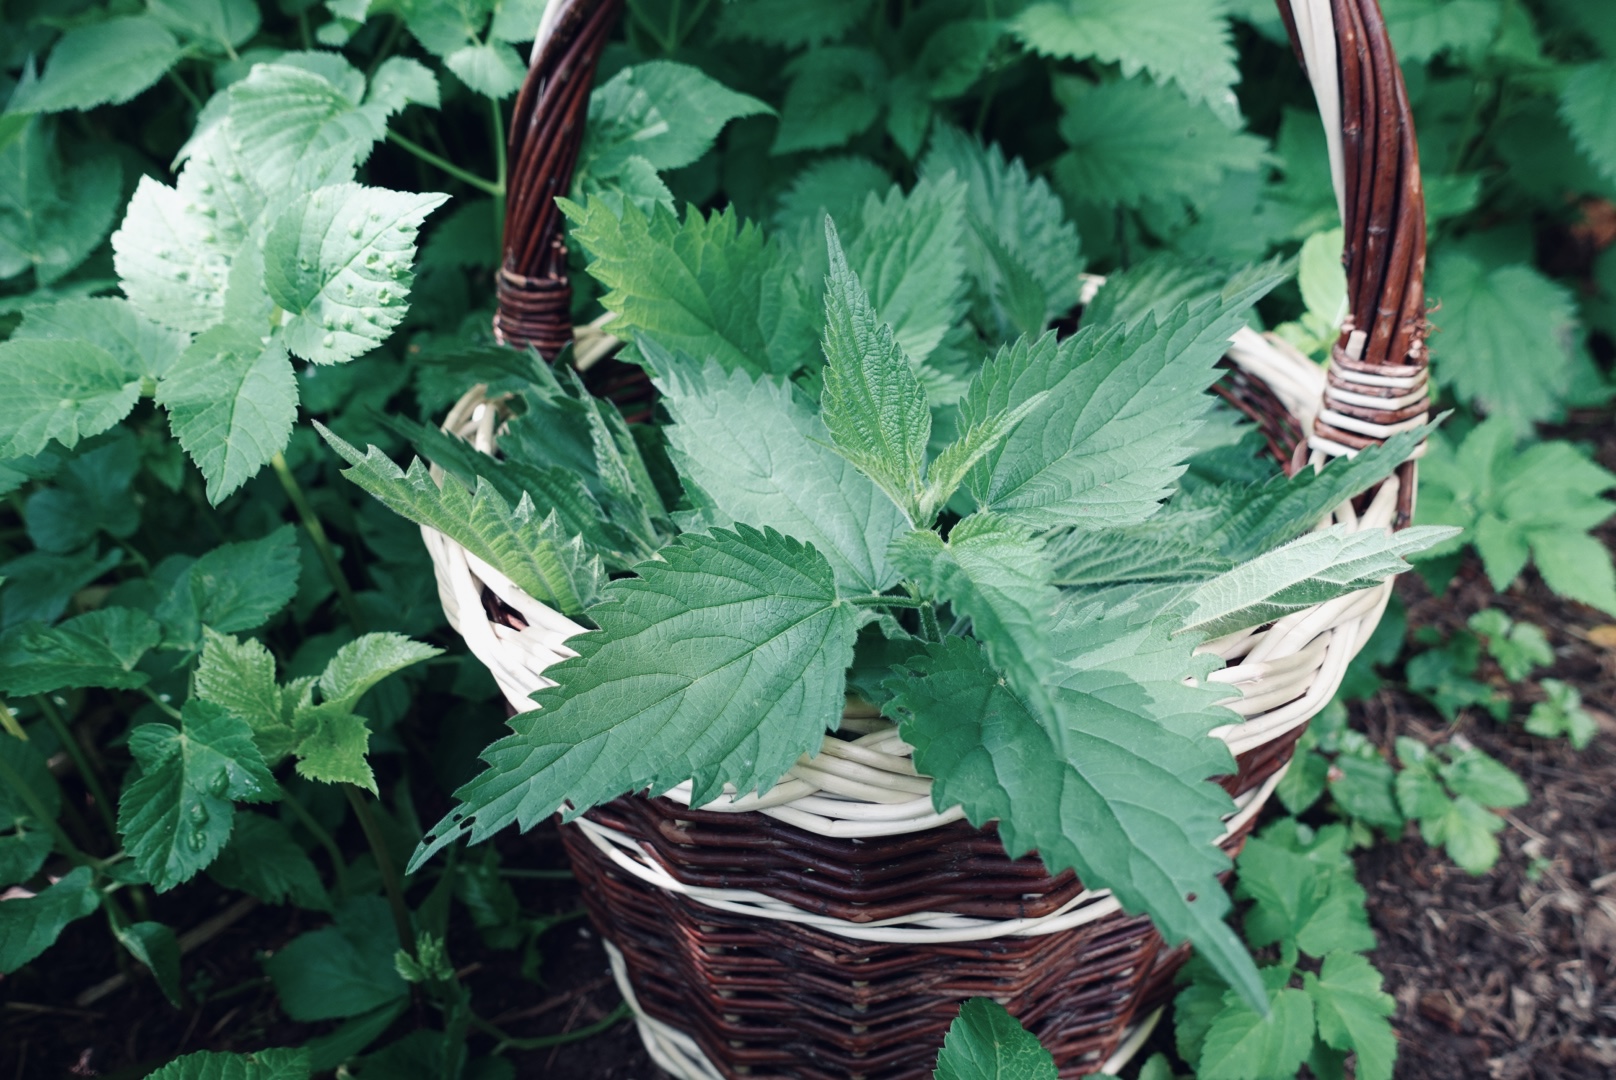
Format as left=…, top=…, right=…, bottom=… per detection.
left=481, top=0, right=1430, bottom=1074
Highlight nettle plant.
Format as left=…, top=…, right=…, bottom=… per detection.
left=330, top=177, right=1454, bottom=1004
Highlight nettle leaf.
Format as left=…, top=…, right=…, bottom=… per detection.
left=933, top=999, right=1057, bottom=1080
left=584, top=61, right=771, bottom=179
left=773, top=155, right=891, bottom=235
left=718, top=0, right=873, bottom=47
left=13, top=297, right=191, bottom=383
left=147, top=1048, right=310, bottom=1080
left=264, top=896, right=407, bottom=1020
left=319, top=425, right=607, bottom=616
left=0, top=607, right=162, bottom=695
left=1053, top=76, right=1264, bottom=209
left=650, top=348, right=910, bottom=594
left=155, top=324, right=299, bottom=504
left=821, top=221, right=930, bottom=520
left=920, top=125, right=1083, bottom=336
left=0, top=121, right=120, bottom=286
left=883, top=637, right=1262, bottom=1008
left=1175, top=525, right=1458, bottom=638
left=263, top=183, right=449, bottom=364
left=0, top=340, right=144, bottom=458
left=961, top=275, right=1278, bottom=529
left=210, top=812, right=330, bottom=911
left=413, top=526, right=861, bottom=870
left=0, top=866, right=100, bottom=974
left=1430, top=253, right=1578, bottom=424
left=1381, top=0, right=1502, bottom=61
left=10, top=16, right=183, bottom=113
left=196, top=629, right=296, bottom=764
left=158, top=525, right=302, bottom=641
left=1013, top=0, right=1241, bottom=123
left=773, top=46, right=887, bottom=154
left=150, top=0, right=262, bottom=52
left=1303, top=952, right=1397, bottom=1080
left=564, top=197, right=817, bottom=377
left=1561, top=61, right=1616, bottom=188
left=320, top=633, right=442, bottom=710
left=1196, top=967, right=1316, bottom=1080
left=119, top=701, right=280, bottom=891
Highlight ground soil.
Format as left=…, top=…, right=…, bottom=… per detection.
left=4, top=436, right=1614, bottom=1080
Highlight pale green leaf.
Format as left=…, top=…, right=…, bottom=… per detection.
left=0, top=866, right=100, bottom=973
left=772, top=155, right=891, bottom=235
left=413, top=526, right=861, bottom=869
left=1525, top=679, right=1599, bottom=750
left=1197, top=974, right=1315, bottom=1080
left=264, top=896, right=407, bottom=1020
left=196, top=628, right=297, bottom=765
left=0, top=607, right=161, bottom=695
left=319, top=632, right=441, bottom=711
left=1303, top=953, right=1397, bottom=1080
left=150, top=0, right=263, bottom=51
left=155, top=324, right=299, bottom=503
left=1440, top=747, right=1528, bottom=808
left=446, top=41, right=527, bottom=99
left=1298, top=228, right=1347, bottom=331
left=146, top=1048, right=310, bottom=1080
left=292, top=702, right=377, bottom=791
left=1531, top=530, right=1616, bottom=616
left=490, top=0, right=548, bottom=41
left=923, top=394, right=1047, bottom=524
left=118, top=921, right=185, bottom=1006
left=13, top=298, right=190, bottom=382
left=119, top=701, right=279, bottom=891
left=10, top=17, right=183, bottom=113
left=649, top=348, right=910, bottom=593
left=158, top=525, right=302, bottom=640
left=1381, top=0, right=1502, bottom=61
left=365, top=57, right=442, bottom=117
left=1012, top=0, right=1240, bottom=122
left=772, top=46, right=886, bottom=154
left=0, top=121, right=121, bottom=285
left=0, top=340, right=142, bottom=458
left=933, top=998, right=1056, bottom=1080
left=717, top=0, right=873, bottom=47
left=584, top=62, right=771, bottom=177
left=263, top=183, right=448, bottom=364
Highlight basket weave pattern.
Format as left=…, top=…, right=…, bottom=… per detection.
left=417, top=0, right=1432, bottom=1074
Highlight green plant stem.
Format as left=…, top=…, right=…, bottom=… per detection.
left=490, top=97, right=508, bottom=247
left=848, top=594, right=928, bottom=609
left=473, top=1001, right=632, bottom=1052
left=0, top=750, right=101, bottom=872
left=0, top=699, right=25, bottom=740
left=165, top=69, right=204, bottom=112
left=138, top=688, right=184, bottom=722
left=34, top=695, right=117, bottom=838
left=282, top=794, right=351, bottom=899
left=270, top=451, right=366, bottom=632
left=366, top=15, right=407, bottom=79
left=343, top=784, right=414, bottom=954
left=919, top=602, right=942, bottom=643
left=496, top=868, right=574, bottom=880
left=385, top=131, right=505, bottom=197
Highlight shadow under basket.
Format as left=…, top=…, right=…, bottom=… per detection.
left=535, top=711, right=1307, bottom=1079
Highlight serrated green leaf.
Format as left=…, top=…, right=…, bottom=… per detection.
left=1381, top=0, right=1502, bottom=61
left=156, top=324, right=298, bottom=504
left=1235, top=825, right=1376, bottom=958
left=0, top=340, right=142, bottom=458
left=717, top=0, right=873, bottom=47
left=923, top=394, right=1047, bottom=524
left=649, top=348, right=910, bottom=593
left=446, top=41, right=527, bottom=99
left=884, top=637, right=1262, bottom=1009
left=158, top=525, right=302, bottom=640
left=119, top=700, right=279, bottom=892
left=1429, top=253, right=1577, bottom=424
left=564, top=197, right=817, bottom=377
left=933, top=998, right=1056, bottom=1080
left=961, top=274, right=1277, bottom=529
left=196, top=628, right=297, bottom=764
left=292, top=702, right=377, bottom=791
left=1175, top=525, right=1455, bottom=638
left=0, top=866, right=100, bottom=973
left=1525, top=679, right=1599, bottom=750
left=151, top=0, right=262, bottom=51
left=772, top=155, right=891, bottom=235
left=0, top=607, right=161, bottom=695
left=1053, top=76, right=1264, bottom=209
left=584, top=62, right=771, bottom=179
left=772, top=46, right=886, bottom=154
left=413, top=526, right=861, bottom=870
left=24, top=432, right=140, bottom=554
left=146, top=1048, right=311, bottom=1080
left=366, top=57, right=441, bottom=116
left=13, top=298, right=190, bottom=383
left=820, top=220, right=930, bottom=520
left=1196, top=973, right=1315, bottom=1080
left=489, top=0, right=547, bottom=41
left=1303, top=952, right=1396, bottom=1080
left=319, top=633, right=441, bottom=711
left=1532, top=530, right=1616, bottom=616
left=264, top=183, right=448, bottom=364
left=1469, top=610, right=1552, bottom=681
left=118, top=920, right=185, bottom=1006
left=319, top=425, right=606, bottom=615
left=1439, top=747, right=1528, bottom=808
left=264, top=896, right=407, bottom=1020
left=1013, top=0, right=1240, bottom=122
left=0, top=120, right=120, bottom=286
left=209, top=812, right=330, bottom=910
left=0, top=546, right=122, bottom=629
left=1174, top=974, right=1230, bottom=1065
left=10, top=17, right=183, bottom=114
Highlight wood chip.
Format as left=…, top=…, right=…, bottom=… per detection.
left=1585, top=624, right=1616, bottom=649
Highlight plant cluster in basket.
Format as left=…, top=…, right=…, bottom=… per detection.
left=324, top=171, right=1454, bottom=1005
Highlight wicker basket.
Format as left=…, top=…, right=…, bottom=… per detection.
left=423, top=0, right=1430, bottom=1074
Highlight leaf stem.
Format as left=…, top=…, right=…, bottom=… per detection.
left=165, top=69, right=204, bottom=112
left=0, top=699, right=25, bottom=740
left=138, top=687, right=184, bottom=722
left=34, top=695, right=117, bottom=838
left=919, top=602, right=941, bottom=643
left=281, top=793, right=351, bottom=899
left=490, top=96, right=508, bottom=250
left=385, top=131, right=505, bottom=197
left=343, top=784, right=414, bottom=954
left=472, top=1000, right=631, bottom=1052
left=847, top=594, right=928, bottom=609
left=270, top=451, right=366, bottom=632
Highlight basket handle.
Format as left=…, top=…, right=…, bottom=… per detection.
left=494, top=0, right=621, bottom=359
left=1277, top=0, right=1430, bottom=461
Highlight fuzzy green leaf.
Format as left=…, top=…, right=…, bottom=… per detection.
left=446, top=41, right=527, bottom=99
left=291, top=702, right=377, bottom=791
left=933, top=998, right=1057, bottom=1080
left=319, top=633, right=442, bottom=711
left=319, top=425, right=606, bottom=615
left=150, top=0, right=262, bottom=50
left=1526, top=679, right=1599, bottom=750
left=10, top=17, right=183, bottom=113
left=773, top=47, right=887, bottom=154
left=12, top=298, right=190, bottom=383
left=0, top=607, right=161, bottom=695
left=146, top=1049, right=310, bottom=1080
left=1303, top=953, right=1397, bottom=1080
left=1012, top=0, right=1240, bottom=122
left=0, top=120, right=120, bottom=286
left=0, top=340, right=143, bottom=458
left=1561, top=62, right=1616, bottom=187
left=584, top=62, right=771, bottom=178
left=651, top=348, right=910, bottom=593
left=195, top=629, right=297, bottom=764
left=564, top=197, right=817, bottom=377
left=158, top=525, right=302, bottom=641
left=413, top=526, right=861, bottom=870
left=119, top=701, right=280, bottom=891
left=0, top=866, right=100, bottom=974
left=1196, top=970, right=1315, bottom=1080
left=773, top=156, right=891, bottom=235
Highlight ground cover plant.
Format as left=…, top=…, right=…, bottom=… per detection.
left=0, top=0, right=1610, bottom=1077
